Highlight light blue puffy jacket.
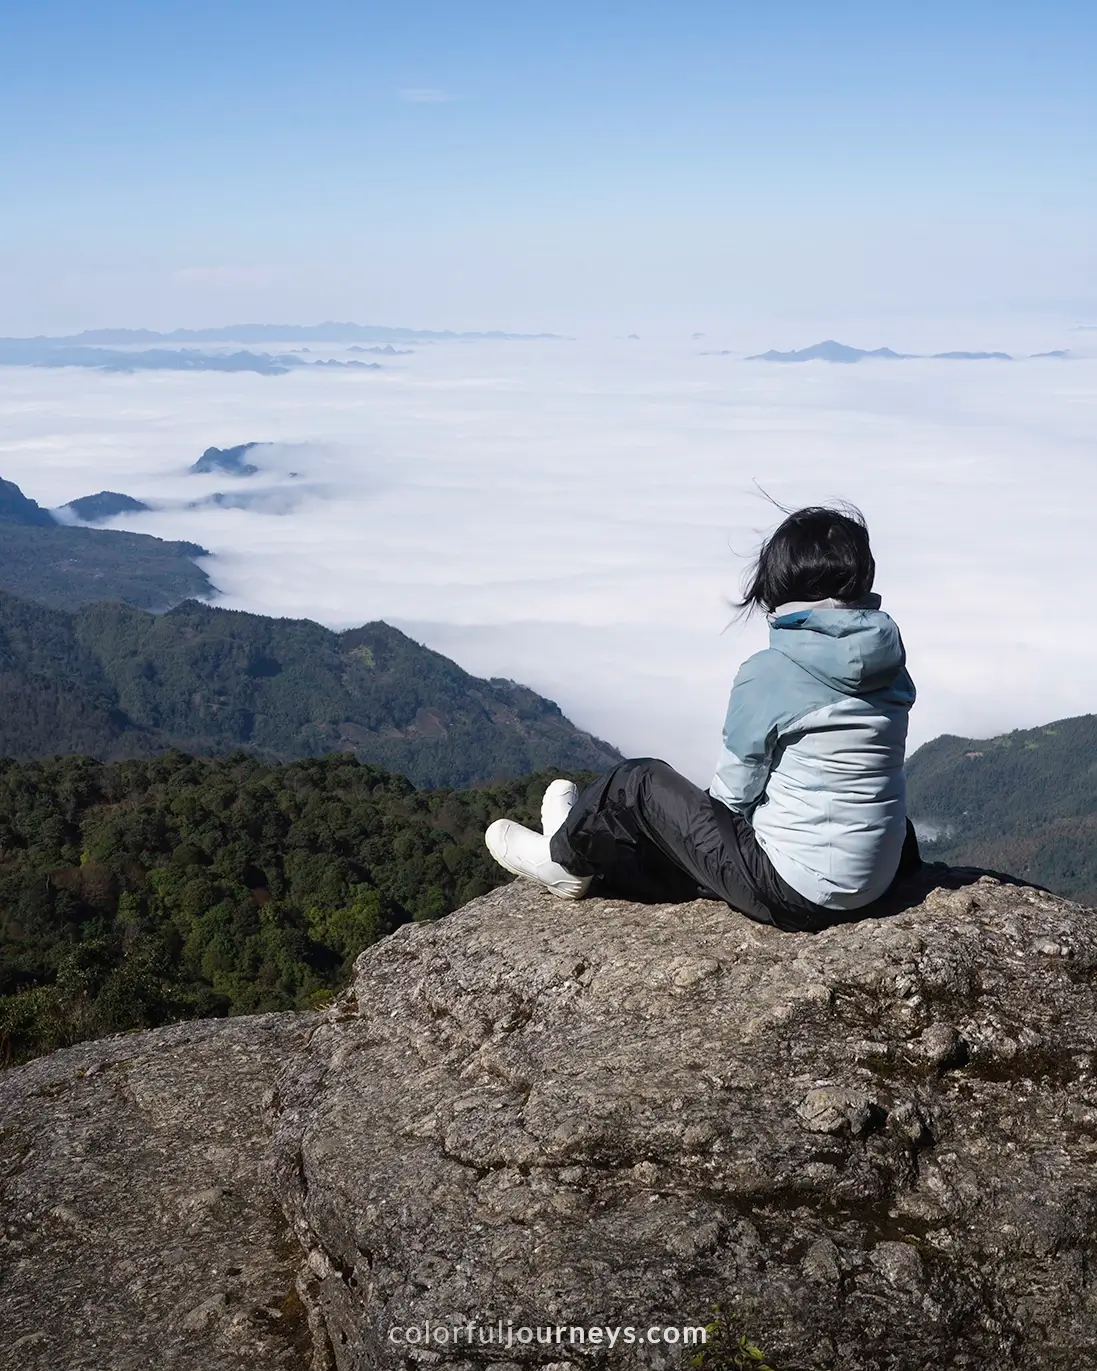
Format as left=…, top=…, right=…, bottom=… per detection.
left=709, top=596, right=915, bottom=910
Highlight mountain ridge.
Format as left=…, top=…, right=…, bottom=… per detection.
left=0, top=320, right=561, bottom=348
left=0, top=592, right=622, bottom=788
left=0, top=340, right=380, bottom=374
left=906, top=711, right=1097, bottom=901
left=0, top=475, right=57, bottom=527
left=0, top=469, right=214, bottom=609
left=747, top=338, right=1024, bottom=363
left=0, top=522, right=213, bottom=611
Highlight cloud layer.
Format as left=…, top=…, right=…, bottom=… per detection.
left=0, top=336, right=1093, bottom=783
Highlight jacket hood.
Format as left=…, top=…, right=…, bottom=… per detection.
left=768, top=601, right=908, bottom=695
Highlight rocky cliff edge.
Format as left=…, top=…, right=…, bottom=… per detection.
left=4, top=868, right=1097, bottom=1371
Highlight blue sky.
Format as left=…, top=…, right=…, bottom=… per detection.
left=1, top=1, right=1095, bottom=332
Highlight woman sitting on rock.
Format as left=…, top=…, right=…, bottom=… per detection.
left=485, top=504, right=921, bottom=932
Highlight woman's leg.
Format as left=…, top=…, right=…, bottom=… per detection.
left=550, top=758, right=785, bottom=924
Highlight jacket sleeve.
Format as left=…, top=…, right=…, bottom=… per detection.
left=708, top=654, right=779, bottom=815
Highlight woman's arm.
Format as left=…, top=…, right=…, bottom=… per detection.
left=708, top=656, right=779, bottom=816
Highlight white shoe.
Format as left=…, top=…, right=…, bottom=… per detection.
left=485, top=819, right=592, bottom=900
left=541, top=778, right=579, bottom=838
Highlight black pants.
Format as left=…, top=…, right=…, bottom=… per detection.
left=550, top=758, right=922, bottom=933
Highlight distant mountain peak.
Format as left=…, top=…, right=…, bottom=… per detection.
left=747, top=339, right=1016, bottom=363
left=747, top=340, right=912, bottom=363
left=931, top=350, right=1011, bottom=361
left=63, top=491, right=151, bottom=523
left=0, top=476, right=57, bottom=527
left=189, top=443, right=265, bottom=476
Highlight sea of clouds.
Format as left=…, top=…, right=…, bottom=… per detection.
left=1, top=333, right=1094, bottom=783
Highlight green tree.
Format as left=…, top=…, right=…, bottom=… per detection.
left=0, top=753, right=596, bottom=1065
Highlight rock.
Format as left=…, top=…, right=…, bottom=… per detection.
left=182, top=1292, right=231, bottom=1332
left=909, top=1021, right=968, bottom=1070
left=270, top=872, right=1097, bottom=1370
left=801, top=1236, right=842, bottom=1285
left=0, top=1014, right=318, bottom=1371
left=796, top=1085, right=884, bottom=1136
left=7, top=869, right=1097, bottom=1370
left=868, top=1240, right=924, bottom=1289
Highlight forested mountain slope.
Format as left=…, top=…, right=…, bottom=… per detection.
left=906, top=713, right=1097, bottom=902
left=0, top=592, right=621, bottom=787
left=0, top=521, right=214, bottom=611
left=0, top=474, right=214, bottom=610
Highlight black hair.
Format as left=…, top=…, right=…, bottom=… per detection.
left=738, top=504, right=875, bottom=615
